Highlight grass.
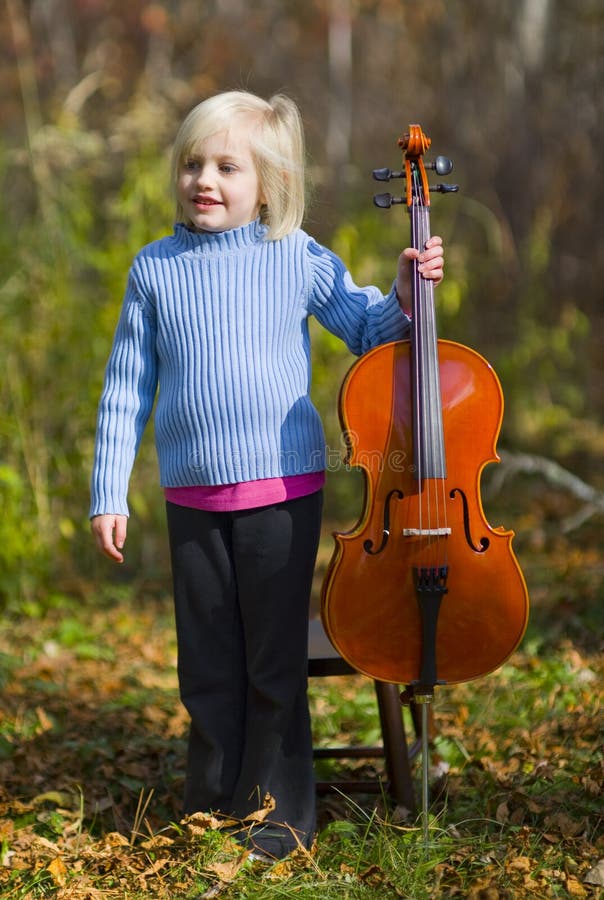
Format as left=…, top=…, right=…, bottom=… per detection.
left=0, top=532, right=602, bottom=898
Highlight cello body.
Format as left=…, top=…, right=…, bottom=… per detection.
left=321, top=339, right=529, bottom=686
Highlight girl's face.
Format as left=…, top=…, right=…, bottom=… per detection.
left=177, top=125, right=264, bottom=233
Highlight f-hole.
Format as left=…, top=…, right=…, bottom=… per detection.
left=450, top=487, right=489, bottom=553
left=364, top=489, right=404, bottom=555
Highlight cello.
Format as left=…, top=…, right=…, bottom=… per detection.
left=321, top=125, right=529, bottom=706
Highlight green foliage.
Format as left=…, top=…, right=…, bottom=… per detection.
left=0, top=464, right=45, bottom=604
left=493, top=203, right=596, bottom=462
left=0, top=119, right=174, bottom=611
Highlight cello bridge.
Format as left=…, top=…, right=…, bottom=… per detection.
left=403, top=527, right=451, bottom=537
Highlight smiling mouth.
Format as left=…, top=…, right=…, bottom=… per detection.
left=193, top=196, right=222, bottom=208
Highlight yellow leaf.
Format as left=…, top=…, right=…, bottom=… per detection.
left=47, top=855, right=67, bottom=887
left=32, top=791, right=72, bottom=808
left=564, top=875, right=587, bottom=897
left=102, top=831, right=130, bottom=848
left=35, top=707, right=54, bottom=733
left=140, top=834, right=175, bottom=850
left=267, top=858, right=294, bottom=878
left=184, top=811, right=229, bottom=835
left=507, top=855, right=532, bottom=873
left=0, top=819, right=14, bottom=841
left=243, top=793, right=276, bottom=824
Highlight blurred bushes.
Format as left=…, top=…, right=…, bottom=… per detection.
left=0, top=120, right=173, bottom=609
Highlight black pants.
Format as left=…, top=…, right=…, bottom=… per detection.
left=166, top=491, right=323, bottom=855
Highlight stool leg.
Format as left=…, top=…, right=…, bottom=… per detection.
left=375, top=682, right=416, bottom=812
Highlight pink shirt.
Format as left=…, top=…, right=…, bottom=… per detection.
left=164, top=472, right=325, bottom=512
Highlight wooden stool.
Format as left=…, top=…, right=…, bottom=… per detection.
left=308, top=618, right=422, bottom=811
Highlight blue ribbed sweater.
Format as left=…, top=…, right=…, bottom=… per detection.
left=90, top=219, right=410, bottom=517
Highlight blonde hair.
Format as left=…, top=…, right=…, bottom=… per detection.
left=171, top=91, right=306, bottom=240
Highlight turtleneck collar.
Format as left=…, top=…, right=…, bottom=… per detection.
left=173, top=218, right=268, bottom=254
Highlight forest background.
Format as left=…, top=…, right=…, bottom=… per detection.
left=0, top=1, right=603, bottom=897
left=1, top=0, right=603, bottom=610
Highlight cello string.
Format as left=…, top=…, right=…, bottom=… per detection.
left=414, top=168, right=433, bottom=562
left=410, top=167, right=424, bottom=547
left=425, top=270, right=449, bottom=573
left=426, top=220, right=450, bottom=573
left=415, top=174, right=433, bottom=565
left=414, top=167, right=448, bottom=573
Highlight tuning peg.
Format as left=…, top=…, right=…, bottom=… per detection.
left=373, top=193, right=405, bottom=208
left=432, top=182, right=459, bottom=194
left=372, top=168, right=405, bottom=182
left=427, top=156, right=454, bottom=176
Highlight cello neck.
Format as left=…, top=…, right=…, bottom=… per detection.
left=408, top=163, right=447, bottom=480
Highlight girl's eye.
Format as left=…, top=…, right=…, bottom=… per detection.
left=184, top=159, right=200, bottom=171
left=219, top=164, right=237, bottom=174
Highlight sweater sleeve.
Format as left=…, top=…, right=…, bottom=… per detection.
left=305, top=238, right=411, bottom=355
left=89, top=270, right=158, bottom=517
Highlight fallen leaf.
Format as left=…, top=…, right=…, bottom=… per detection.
left=495, top=801, right=509, bottom=823
left=183, top=811, right=231, bottom=835
left=584, top=859, right=604, bottom=887
left=506, top=856, right=532, bottom=873
left=267, top=858, right=294, bottom=878
left=35, top=706, right=54, bottom=733
left=204, top=858, right=244, bottom=883
left=0, top=819, right=14, bottom=842
left=140, top=857, right=171, bottom=877
left=32, top=791, right=74, bottom=809
left=102, top=831, right=130, bottom=848
left=581, top=776, right=600, bottom=796
left=33, top=834, right=63, bottom=854
left=564, top=874, right=588, bottom=896
left=200, top=883, right=229, bottom=899
left=243, top=793, right=276, bottom=824
left=140, top=834, right=175, bottom=850
left=544, top=812, right=585, bottom=837
left=47, top=855, right=68, bottom=887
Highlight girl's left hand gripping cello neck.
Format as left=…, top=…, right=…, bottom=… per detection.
left=321, top=125, right=529, bottom=697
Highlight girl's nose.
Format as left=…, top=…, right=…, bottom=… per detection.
left=196, top=165, right=214, bottom=188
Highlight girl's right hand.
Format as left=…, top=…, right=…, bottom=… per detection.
left=91, top=514, right=128, bottom=563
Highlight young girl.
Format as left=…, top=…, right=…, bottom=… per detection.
left=90, top=90, right=444, bottom=859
